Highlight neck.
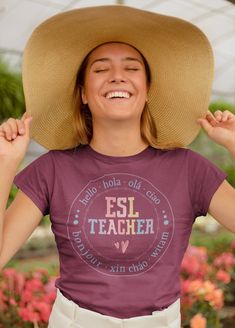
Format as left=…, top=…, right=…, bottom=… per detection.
left=90, top=121, right=149, bottom=156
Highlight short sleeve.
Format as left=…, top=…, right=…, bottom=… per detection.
left=187, top=149, right=228, bottom=218
left=13, top=151, right=54, bottom=216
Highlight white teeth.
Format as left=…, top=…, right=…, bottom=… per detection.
left=106, top=91, right=130, bottom=99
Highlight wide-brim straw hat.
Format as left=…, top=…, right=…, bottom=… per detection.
left=23, top=5, right=214, bottom=150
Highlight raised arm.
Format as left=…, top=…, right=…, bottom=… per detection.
left=0, top=113, right=43, bottom=269
left=198, top=110, right=235, bottom=233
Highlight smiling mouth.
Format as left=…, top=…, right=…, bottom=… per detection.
left=105, top=91, right=131, bottom=99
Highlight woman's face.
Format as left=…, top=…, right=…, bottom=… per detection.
left=81, top=42, right=149, bottom=126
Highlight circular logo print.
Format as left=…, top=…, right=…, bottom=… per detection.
left=67, top=173, right=174, bottom=276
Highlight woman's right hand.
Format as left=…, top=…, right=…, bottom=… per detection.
left=0, top=112, right=33, bottom=165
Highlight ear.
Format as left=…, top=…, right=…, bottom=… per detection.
left=81, top=86, right=88, bottom=104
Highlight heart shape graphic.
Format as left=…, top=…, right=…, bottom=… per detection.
left=121, top=240, right=129, bottom=254
left=114, top=242, right=119, bottom=249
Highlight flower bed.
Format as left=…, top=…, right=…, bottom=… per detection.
left=0, top=241, right=234, bottom=328
left=0, top=268, right=56, bottom=328
left=181, top=240, right=235, bottom=327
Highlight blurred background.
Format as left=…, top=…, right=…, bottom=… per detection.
left=0, top=1, right=234, bottom=328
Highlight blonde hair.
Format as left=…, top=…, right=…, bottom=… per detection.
left=72, top=43, right=159, bottom=148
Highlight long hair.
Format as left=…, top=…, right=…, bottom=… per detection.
left=72, top=43, right=159, bottom=147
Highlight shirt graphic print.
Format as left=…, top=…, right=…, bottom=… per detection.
left=68, top=172, right=174, bottom=276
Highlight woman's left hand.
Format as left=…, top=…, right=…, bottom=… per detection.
left=197, top=110, right=235, bottom=152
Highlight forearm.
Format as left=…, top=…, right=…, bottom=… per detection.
left=0, top=159, right=19, bottom=252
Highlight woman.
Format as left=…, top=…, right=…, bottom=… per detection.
left=0, top=5, right=235, bottom=328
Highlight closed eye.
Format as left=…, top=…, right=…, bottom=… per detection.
left=94, top=68, right=109, bottom=73
left=126, top=67, right=140, bottom=71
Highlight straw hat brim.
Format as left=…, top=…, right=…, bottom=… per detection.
left=22, top=5, right=214, bottom=150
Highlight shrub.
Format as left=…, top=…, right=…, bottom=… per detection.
left=0, top=57, right=25, bottom=123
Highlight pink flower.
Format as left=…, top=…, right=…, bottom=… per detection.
left=14, top=271, right=26, bottom=295
left=32, top=268, right=49, bottom=280
left=181, top=279, right=224, bottom=311
left=26, top=278, right=44, bottom=292
left=205, top=288, right=224, bottom=310
left=31, top=300, right=52, bottom=322
left=190, top=313, right=207, bottom=328
left=43, top=290, right=57, bottom=303
left=1, top=268, right=25, bottom=298
left=3, top=268, right=16, bottom=278
left=21, top=289, right=34, bottom=304
left=187, top=246, right=208, bottom=261
left=3, top=268, right=16, bottom=293
left=181, top=246, right=209, bottom=278
left=9, top=297, right=17, bottom=306
left=181, top=256, right=201, bottom=275
left=45, top=276, right=57, bottom=294
left=214, top=252, right=235, bottom=270
left=216, top=269, right=231, bottom=284
left=18, top=305, right=40, bottom=322
left=187, top=279, right=203, bottom=294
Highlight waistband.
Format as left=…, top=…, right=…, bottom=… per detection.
left=52, top=288, right=181, bottom=328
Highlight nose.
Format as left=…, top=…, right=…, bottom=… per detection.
left=109, top=66, right=127, bottom=83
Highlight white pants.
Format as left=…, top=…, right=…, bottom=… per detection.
left=48, top=288, right=181, bottom=328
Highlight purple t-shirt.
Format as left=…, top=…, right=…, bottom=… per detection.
left=13, top=144, right=227, bottom=318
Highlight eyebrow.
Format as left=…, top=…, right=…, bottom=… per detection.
left=90, top=57, right=143, bottom=67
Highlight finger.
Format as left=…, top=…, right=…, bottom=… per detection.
left=206, top=112, right=219, bottom=127
left=221, top=110, right=235, bottom=122
left=18, top=112, right=33, bottom=137
left=197, top=118, right=214, bottom=136
left=227, top=114, right=235, bottom=121
left=7, top=118, right=19, bottom=139
left=16, top=119, right=26, bottom=135
left=0, top=121, right=14, bottom=141
left=214, top=110, right=223, bottom=121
